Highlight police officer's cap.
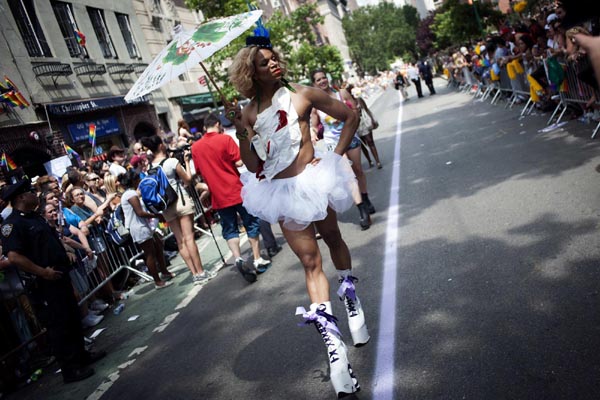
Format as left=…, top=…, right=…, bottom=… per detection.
left=1, top=179, right=32, bottom=202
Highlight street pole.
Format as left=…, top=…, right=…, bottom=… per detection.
left=471, top=0, right=483, bottom=36
left=204, top=79, right=219, bottom=112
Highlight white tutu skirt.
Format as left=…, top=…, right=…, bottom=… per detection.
left=241, top=152, right=355, bottom=230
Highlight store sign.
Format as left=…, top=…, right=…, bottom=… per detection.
left=46, top=96, right=148, bottom=116
left=68, top=117, right=120, bottom=143
left=178, top=93, right=213, bottom=105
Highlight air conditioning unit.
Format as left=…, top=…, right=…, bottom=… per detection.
left=272, top=0, right=281, bottom=8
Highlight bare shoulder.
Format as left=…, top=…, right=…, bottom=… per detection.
left=289, top=83, right=320, bottom=117
left=241, top=98, right=258, bottom=128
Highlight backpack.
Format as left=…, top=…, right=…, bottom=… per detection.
left=138, top=158, right=178, bottom=214
left=106, top=204, right=130, bottom=245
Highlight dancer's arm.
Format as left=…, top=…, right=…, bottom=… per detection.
left=227, top=102, right=261, bottom=173
left=302, top=86, right=358, bottom=155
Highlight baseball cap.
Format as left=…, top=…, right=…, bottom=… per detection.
left=1, top=179, right=32, bottom=202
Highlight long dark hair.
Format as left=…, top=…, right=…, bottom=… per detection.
left=140, top=135, right=163, bottom=153
left=117, top=170, right=140, bottom=190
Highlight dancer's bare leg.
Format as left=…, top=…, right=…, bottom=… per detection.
left=279, top=222, right=329, bottom=303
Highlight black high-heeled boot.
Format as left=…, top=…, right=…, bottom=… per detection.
left=357, top=203, right=371, bottom=230
left=361, top=193, right=375, bottom=215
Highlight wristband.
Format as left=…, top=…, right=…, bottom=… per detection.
left=236, top=128, right=249, bottom=141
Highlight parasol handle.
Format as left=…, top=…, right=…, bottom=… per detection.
left=198, top=62, right=231, bottom=107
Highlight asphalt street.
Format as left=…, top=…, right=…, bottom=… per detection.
left=13, top=80, right=600, bottom=400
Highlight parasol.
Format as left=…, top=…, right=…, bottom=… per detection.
left=125, top=10, right=263, bottom=103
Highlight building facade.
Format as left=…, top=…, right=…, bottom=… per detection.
left=0, top=0, right=166, bottom=179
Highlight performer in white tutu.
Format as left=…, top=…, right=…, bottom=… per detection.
left=227, top=31, right=370, bottom=398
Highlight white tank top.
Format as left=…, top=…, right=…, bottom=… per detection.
left=252, top=86, right=301, bottom=181
left=316, top=90, right=345, bottom=147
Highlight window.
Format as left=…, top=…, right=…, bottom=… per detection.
left=88, top=7, right=118, bottom=59
left=51, top=1, right=86, bottom=58
left=8, top=0, right=52, bottom=57
left=116, top=13, right=139, bottom=59
left=152, top=0, right=164, bottom=15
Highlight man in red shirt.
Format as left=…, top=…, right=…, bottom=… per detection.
left=191, top=113, right=270, bottom=283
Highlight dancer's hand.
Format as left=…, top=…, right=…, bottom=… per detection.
left=225, top=100, right=242, bottom=129
left=310, top=157, right=321, bottom=166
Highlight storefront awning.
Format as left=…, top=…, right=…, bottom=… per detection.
left=44, top=95, right=149, bottom=116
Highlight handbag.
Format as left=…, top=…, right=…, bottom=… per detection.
left=357, top=108, right=373, bottom=137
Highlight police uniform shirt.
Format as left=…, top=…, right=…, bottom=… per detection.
left=1, top=211, right=71, bottom=272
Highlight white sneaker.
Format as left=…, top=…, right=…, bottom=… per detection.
left=253, top=257, right=271, bottom=274
left=89, top=300, right=109, bottom=313
left=193, top=271, right=215, bottom=285
left=81, top=314, right=104, bottom=328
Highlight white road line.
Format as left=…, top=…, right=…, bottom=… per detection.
left=175, top=284, right=203, bottom=310
left=373, top=91, right=403, bottom=400
left=152, top=312, right=180, bottom=333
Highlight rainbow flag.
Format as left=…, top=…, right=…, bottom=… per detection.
left=1, top=92, right=20, bottom=107
left=75, top=30, right=86, bottom=46
left=2, top=77, right=30, bottom=108
left=88, top=123, right=96, bottom=147
left=65, top=144, right=81, bottom=166
left=64, top=144, right=80, bottom=158
left=1, top=153, right=16, bottom=170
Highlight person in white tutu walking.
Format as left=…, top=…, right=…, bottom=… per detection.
left=226, top=32, right=370, bottom=398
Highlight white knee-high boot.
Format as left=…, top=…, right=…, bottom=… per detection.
left=296, top=302, right=360, bottom=397
left=337, top=272, right=370, bottom=346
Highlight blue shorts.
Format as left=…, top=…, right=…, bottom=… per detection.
left=347, top=136, right=361, bottom=150
left=217, top=203, right=260, bottom=240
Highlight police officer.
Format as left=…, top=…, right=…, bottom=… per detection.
left=0, top=179, right=105, bottom=383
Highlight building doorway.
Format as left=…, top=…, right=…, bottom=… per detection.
left=133, top=121, right=157, bottom=141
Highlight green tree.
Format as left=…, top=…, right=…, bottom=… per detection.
left=431, top=0, right=503, bottom=48
left=342, top=3, right=418, bottom=75
left=182, top=2, right=343, bottom=101
left=184, top=0, right=246, bottom=19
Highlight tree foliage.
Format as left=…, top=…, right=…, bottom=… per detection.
left=416, top=12, right=436, bottom=57
left=184, top=0, right=247, bottom=20
left=431, top=0, right=503, bottom=49
left=342, top=4, right=418, bottom=75
left=182, top=2, right=343, bottom=100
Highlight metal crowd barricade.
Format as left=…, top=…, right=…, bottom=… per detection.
left=547, top=57, right=600, bottom=138
left=73, top=220, right=151, bottom=306
left=73, top=181, right=226, bottom=307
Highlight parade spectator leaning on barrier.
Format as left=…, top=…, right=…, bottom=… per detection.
left=67, top=187, right=121, bottom=301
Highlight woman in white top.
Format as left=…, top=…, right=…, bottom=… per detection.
left=140, top=135, right=215, bottom=285
left=118, top=170, right=173, bottom=289
left=310, top=69, right=375, bottom=230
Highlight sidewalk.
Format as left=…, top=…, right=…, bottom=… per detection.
left=8, top=225, right=236, bottom=400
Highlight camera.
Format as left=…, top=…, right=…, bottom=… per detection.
left=169, top=144, right=191, bottom=165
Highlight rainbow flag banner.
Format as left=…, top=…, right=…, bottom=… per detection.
left=75, top=30, right=86, bottom=46
left=64, top=144, right=80, bottom=158
left=88, top=123, right=96, bottom=147
left=0, top=76, right=30, bottom=109
left=65, top=144, right=81, bottom=166
left=1, top=153, right=16, bottom=170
